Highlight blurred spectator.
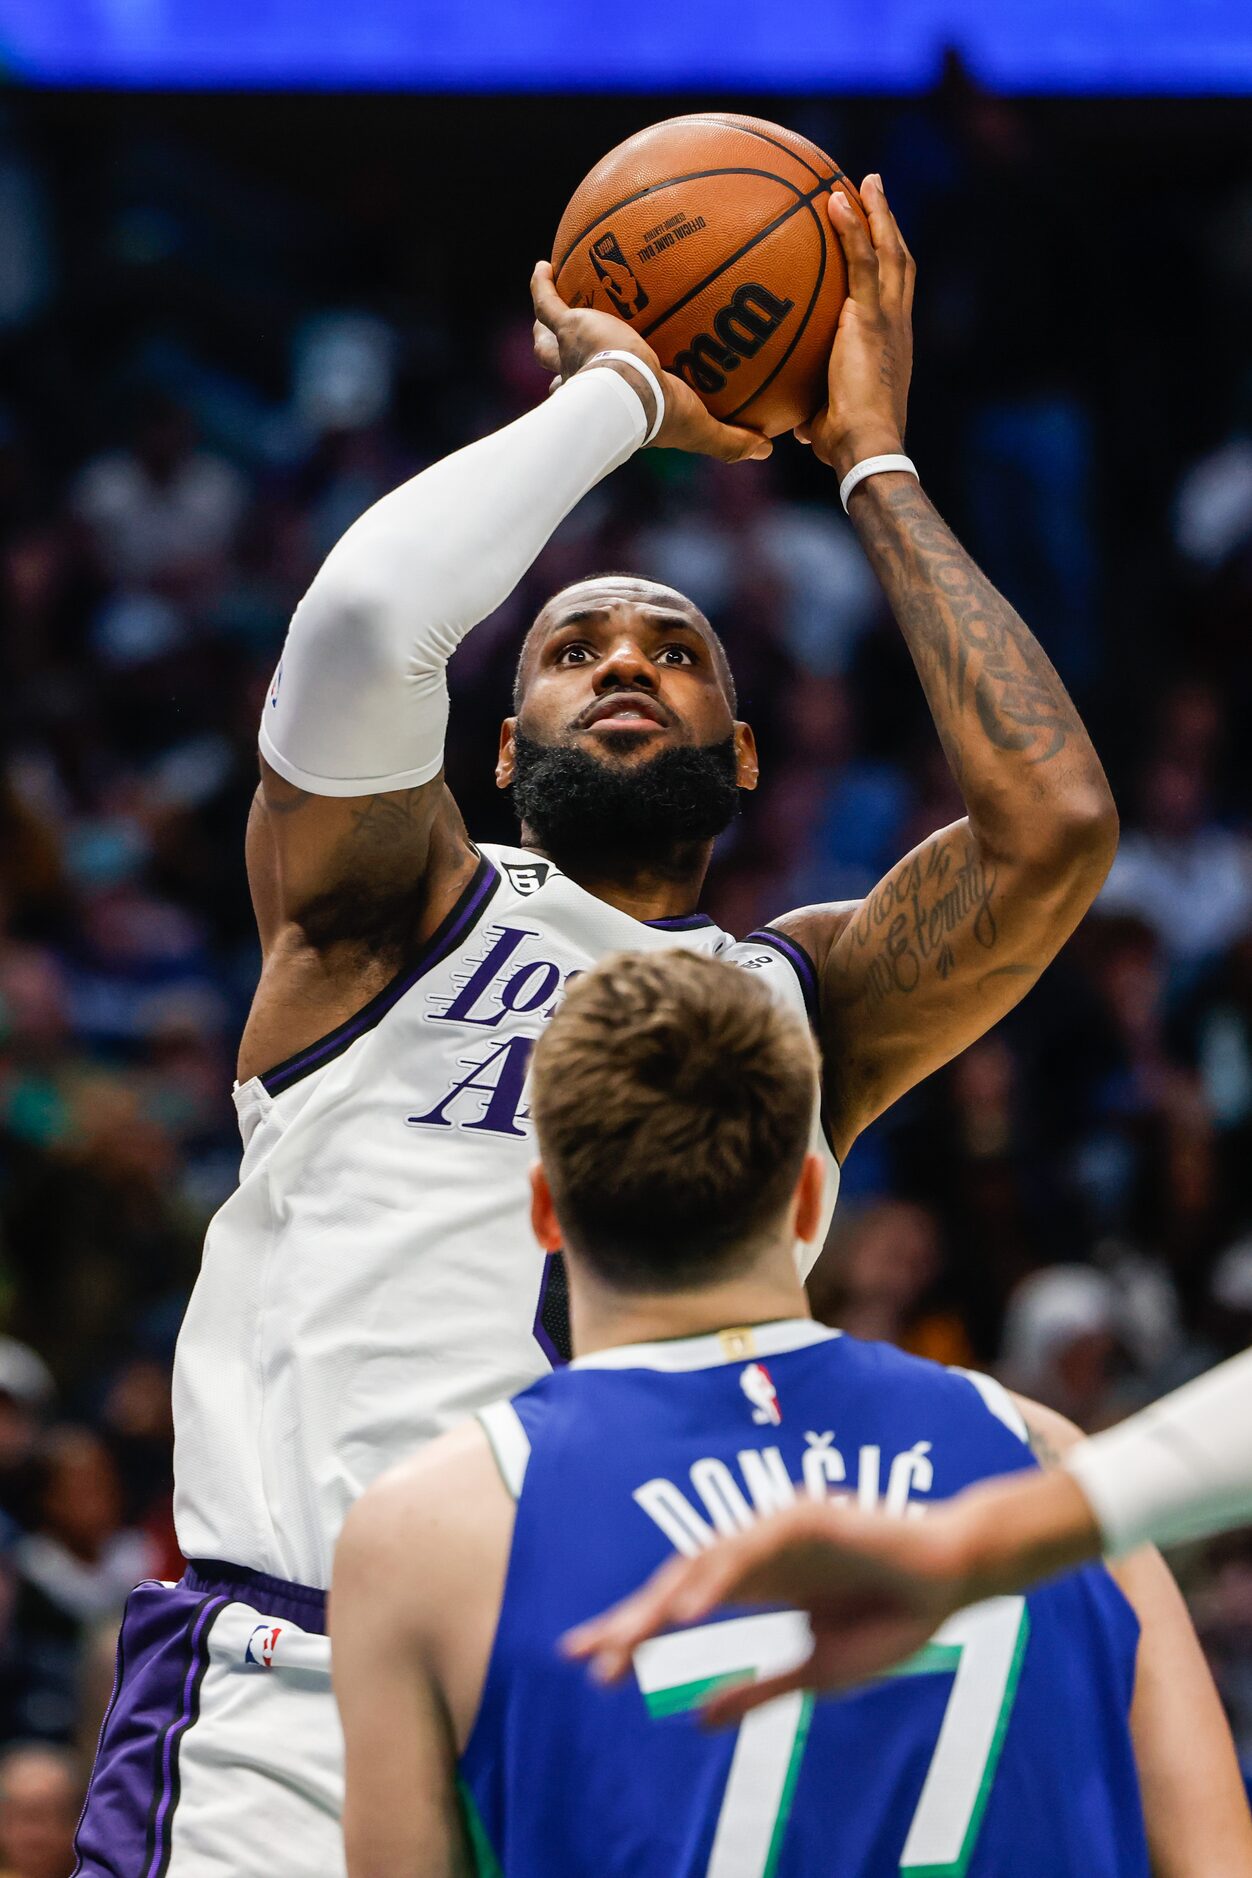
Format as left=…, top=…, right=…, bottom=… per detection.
left=71, top=394, right=246, bottom=591
left=0, top=1742, right=83, bottom=1878
left=1099, top=758, right=1252, bottom=968
left=2, top=1429, right=152, bottom=1743
left=1074, top=915, right=1219, bottom=1275
left=632, top=459, right=879, bottom=677
left=0, top=1343, right=54, bottom=1535
left=999, top=1266, right=1129, bottom=1429
left=812, top=1200, right=975, bottom=1368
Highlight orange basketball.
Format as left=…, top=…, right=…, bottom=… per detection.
left=553, top=114, right=866, bottom=439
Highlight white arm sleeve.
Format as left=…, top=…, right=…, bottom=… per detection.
left=259, top=367, right=647, bottom=796
left=1065, top=1348, right=1252, bottom=1555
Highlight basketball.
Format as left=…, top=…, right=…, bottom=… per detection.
left=553, top=114, right=866, bottom=438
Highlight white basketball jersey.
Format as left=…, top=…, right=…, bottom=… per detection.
left=172, top=843, right=840, bottom=1587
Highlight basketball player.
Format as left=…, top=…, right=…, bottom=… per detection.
left=568, top=1346, right=1252, bottom=1700
left=332, top=951, right=1252, bottom=1877
left=75, top=180, right=1130, bottom=1874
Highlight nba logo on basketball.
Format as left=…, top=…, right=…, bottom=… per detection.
left=589, top=232, right=649, bottom=319
left=740, top=1362, right=781, bottom=1425
left=245, top=1624, right=282, bottom=1669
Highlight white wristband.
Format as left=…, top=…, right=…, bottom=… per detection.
left=839, top=453, right=918, bottom=512
left=584, top=350, right=665, bottom=446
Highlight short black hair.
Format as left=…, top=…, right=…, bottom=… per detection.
left=512, top=575, right=737, bottom=714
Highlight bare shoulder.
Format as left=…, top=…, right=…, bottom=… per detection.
left=1007, top=1391, right=1084, bottom=1465
left=766, top=900, right=862, bottom=966
left=334, top=1420, right=513, bottom=1633
left=341, top=1420, right=504, bottom=1559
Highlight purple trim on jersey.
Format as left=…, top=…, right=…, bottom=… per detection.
left=72, top=1579, right=228, bottom=1878
left=644, top=912, right=717, bottom=931
left=745, top=927, right=820, bottom=1025
left=259, top=853, right=501, bottom=1096
left=183, top=1558, right=328, bottom=1631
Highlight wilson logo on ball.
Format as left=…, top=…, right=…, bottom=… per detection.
left=589, top=232, right=649, bottom=318
left=672, top=283, right=796, bottom=395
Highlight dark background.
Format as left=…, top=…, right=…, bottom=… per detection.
left=0, top=65, right=1251, bottom=1865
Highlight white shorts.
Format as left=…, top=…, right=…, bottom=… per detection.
left=73, top=1565, right=345, bottom=1877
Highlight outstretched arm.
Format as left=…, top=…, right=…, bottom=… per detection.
left=776, top=181, right=1117, bottom=1158
left=241, top=274, right=769, bottom=1080
left=566, top=1387, right=1252, bottom=1875
left=566, top=1351, right=1252, bottom=1686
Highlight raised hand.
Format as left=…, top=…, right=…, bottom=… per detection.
left=530, top=261, right=772, bottom=464
left=799, top=174, right=915, bottom=478
left=562, top=1499, right=961, bottom=1724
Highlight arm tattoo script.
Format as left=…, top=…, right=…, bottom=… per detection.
left=850, top=481, right=1085, bottom=769
left=837, top=827, right=999, bottom=1010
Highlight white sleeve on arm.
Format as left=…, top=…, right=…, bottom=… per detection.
left=1065, top=1348, right=1252, bottom=1555
left=259, top=367, right=647, bottom=796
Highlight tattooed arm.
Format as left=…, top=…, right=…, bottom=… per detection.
left=240, top=268, right=773, bottom=1083
left=776, top=179, right=1117, bottom=1158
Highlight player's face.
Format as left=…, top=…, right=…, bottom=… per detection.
left=498, top=578, right=756, bottom=786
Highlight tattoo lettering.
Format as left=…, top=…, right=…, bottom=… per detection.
left=851, top=483, right=1084, bottom=767
left=840, top=832, right=999, bottom=1009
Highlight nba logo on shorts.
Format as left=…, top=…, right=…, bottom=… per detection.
left=740, top=1362, right=781, bottom=1425
left=245, top=1623, right=282, bottom=1669
left=589, top=233, right=649, bottom=319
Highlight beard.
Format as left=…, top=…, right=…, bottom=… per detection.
left=510, top=729, right=740, bottom=870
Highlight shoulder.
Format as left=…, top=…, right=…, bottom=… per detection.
left=335, top=1419, right=510, bottom=1624
left=767, top=901, right=862, bottom=970
left=727, top=907, right=858, bottom=1023
left=839, top=1337, right=1038, bottom=1446
left=1003, top=1390, right=1084, bottom=1465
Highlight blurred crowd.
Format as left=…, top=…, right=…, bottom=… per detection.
left=0, top=63, right=1251, bottom=1851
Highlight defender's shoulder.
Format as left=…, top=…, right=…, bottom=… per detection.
left=833, top=1336, right=1034, bottom=1446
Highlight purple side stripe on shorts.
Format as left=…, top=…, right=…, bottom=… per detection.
left=72, top=1580, right=227, bottom=1878
left=144, top=1593, right=225, bottom=1878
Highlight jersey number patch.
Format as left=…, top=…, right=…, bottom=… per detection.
left=634, top=1598, right=1030, bottom=1878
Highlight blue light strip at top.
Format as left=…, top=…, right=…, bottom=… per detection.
left=1, top=0, right=1250, bottom=93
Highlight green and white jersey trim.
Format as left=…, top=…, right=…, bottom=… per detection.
left=570, top=1318, right=840, bottom=1373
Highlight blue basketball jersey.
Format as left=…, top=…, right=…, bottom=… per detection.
left=460, top=1319, right=1149, bottom=1878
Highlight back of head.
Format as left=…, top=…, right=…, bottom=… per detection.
left=530, top=950, right=817, bottom=1290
